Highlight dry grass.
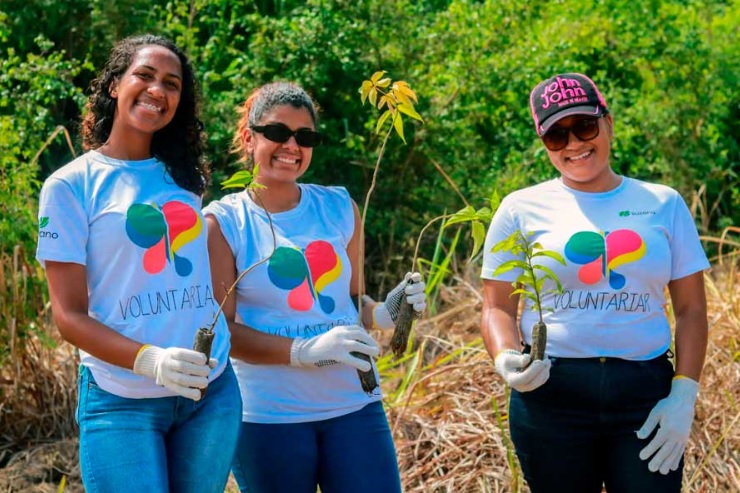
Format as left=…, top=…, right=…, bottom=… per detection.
left=387, top=271, right=740, bottom=492
left=1, top=260, right=738, bottom=492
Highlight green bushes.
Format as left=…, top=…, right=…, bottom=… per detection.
left=1, top=0, right=739, bottom=358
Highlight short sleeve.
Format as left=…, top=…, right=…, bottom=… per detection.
left=36, top=176, right=89, bottom=268
left=669, top=193, right=710, bottom=280
left=329, top=186, right=355, bottom=247
left=480, top=196, right=522, bottom=281
left=203, top=196, right=242, bottom=259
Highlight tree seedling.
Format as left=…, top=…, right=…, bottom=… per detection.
left=356, top=71, right=423, bottom=390
left=389, top=190, right=498, bottom=357
left=192, top=166, right=269, bottom=397
left=359, top=72, right=500, bottom=363
left=491, top=231, right=565, bottom=361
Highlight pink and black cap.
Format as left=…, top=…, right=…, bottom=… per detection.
left=529, top=73, right=609, bottom=136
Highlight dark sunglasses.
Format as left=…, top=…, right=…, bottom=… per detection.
left=541, top=116, right=601, bottom=151
left=251, top=123, right=323, bottom=148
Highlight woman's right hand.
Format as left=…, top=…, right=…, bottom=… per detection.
left=494, top=349, right=551, bottom=392
left=289, top=325, right=380, bottom=372
left=133, top=345, right=216, bottom=401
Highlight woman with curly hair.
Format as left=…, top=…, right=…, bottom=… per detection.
left=35, top=34, right=241, bottom=492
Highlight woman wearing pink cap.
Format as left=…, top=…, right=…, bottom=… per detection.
left=479, top=73, right=708, bottom=492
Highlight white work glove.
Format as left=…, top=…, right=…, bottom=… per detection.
left=133, top=345, right=217, bottom=401
left=290, top=325, right=380, bottom=372
left=372, top=272, right=427, bottom=330
left=636, top=376, right=699, bottom=475
left=494, top=349, right=551, bottom=392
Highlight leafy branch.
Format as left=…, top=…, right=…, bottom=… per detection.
left=193, top=165, right=273, bottom=368
left=355, top=71, right=424, bottom=382
left=356, top=71, right=423, bottom=323
left=491, top=231, right=565, bottom=322
left=204, top=164, right=271, bottom=332
left=491, top=231, right=565, bottom=361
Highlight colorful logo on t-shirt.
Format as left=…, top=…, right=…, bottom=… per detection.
left=125, top=201, right=202, bottom=277
left=564, top=229, right=646, bottom=289
left=267, top=240, right=342, bottom=313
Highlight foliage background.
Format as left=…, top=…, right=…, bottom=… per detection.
left=1, top=0, right=739, bottom=477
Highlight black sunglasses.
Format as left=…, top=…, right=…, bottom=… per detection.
left=251, top=123, right=323, bottom=148
left=541, top=116, right=601, bottom=151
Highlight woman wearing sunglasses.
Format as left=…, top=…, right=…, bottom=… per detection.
left=203, top=81, right=426, bottom=493
left=479, top=73, right=708, bottom=492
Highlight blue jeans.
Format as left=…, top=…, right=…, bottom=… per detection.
left=509, top=352, right=683, bottom=493
left=231, top=401, right=402, bottom=493
left=77, top=362, right=242, bottom=493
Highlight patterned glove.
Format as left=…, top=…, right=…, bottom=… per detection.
left=290, top=325, right=380, bottom=372
left=372, top=272, right=427, bottom=329
left=133, top=345, right=216, bottom=401
left=637, top=376, right=699, bottom=474
left=494, top=349, right=551, bottom=392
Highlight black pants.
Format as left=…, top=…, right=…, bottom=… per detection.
left=509, top=353, right=683, bottom=493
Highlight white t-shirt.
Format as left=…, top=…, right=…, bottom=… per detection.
left=481, top=177, right=709, bottom=359
left=204, top=184, right=382, bottom=424
left=36, top=151, right=231, bottom=398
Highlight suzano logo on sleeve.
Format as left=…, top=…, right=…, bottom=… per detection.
left=38, top=217, right=59, bottom=239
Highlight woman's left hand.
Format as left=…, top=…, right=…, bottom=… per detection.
left=636, top=376, right=699, bottom=474
left=372, top=272, right=427, bottom=329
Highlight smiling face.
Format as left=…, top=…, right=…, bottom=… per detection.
left=109, top=45, right=183, bottom=139
left=544, top=114, right=619, bottom=192
left=245, top=104, right=315, bottom=185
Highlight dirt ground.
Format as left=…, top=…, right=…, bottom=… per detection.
left=0, top=438, right=82, bottom=493
left=0, top=439, right=241, bottom=492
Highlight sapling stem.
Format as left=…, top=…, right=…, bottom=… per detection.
left=390, top=176, right=496, bottom=357
left=357, top=73, right=424, bottom=388
left=389, top=214, right=451, bottom=357
left=491, top=231, right=565, bottom=362
left=193, top=187, right=276, bottom=397
left=354, top=118, right=395, bottom=392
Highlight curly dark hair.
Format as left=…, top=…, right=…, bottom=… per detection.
left=81, top=34, right=209, bottom=194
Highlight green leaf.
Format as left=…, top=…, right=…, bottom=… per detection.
left=475, top=207, right=493, bottom=224
left=535, top=277, right=545, bottom=293
left=492, top=259, right=529, bottom=277
left=515, top=271, right=535, bottom=285
left=470, top=221, right=485, bottom=260
left=376, top=109, right=392, bottom=134
left=533, top=264, right=560, bottom=282
left=489, top=190, right=501, bottom=211
left=370, top=70, right=386, bottom=83
left=359, top=80, right=373, bottom=105
left=221, top=170, right=255, bottom=189
left=443, top=205, right=476, bottom=227
left=377, top=95, right=390, bottom=110
left=392, top=81, right=418, bottom=103
left=393, top=88, right=413, bottom=107
left=512, top=289, right=536, bottom=303
left=392, top=112, right=406, bottom=143
left=532, top=250, right=566, bottom=265
left=397, top=102, right=423, bottom=122
left=491, top=232, right=520, bottom=253
left=376, top=77, right=391, bottom=88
